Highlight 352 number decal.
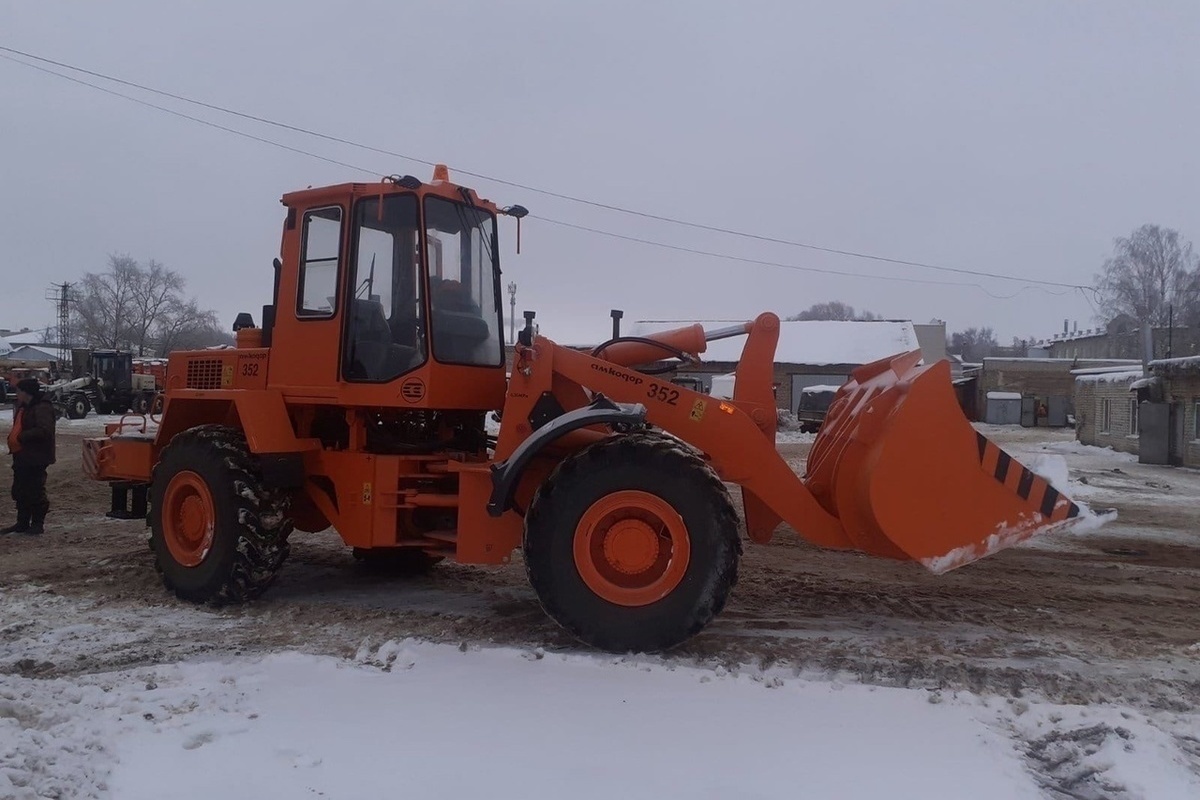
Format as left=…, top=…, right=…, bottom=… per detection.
left=241, top=362, right=260, bottom=377
left=647, top=383, right=680, bottom=406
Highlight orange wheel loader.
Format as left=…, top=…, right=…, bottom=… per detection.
left=82, top=167, right=1084, bottom=652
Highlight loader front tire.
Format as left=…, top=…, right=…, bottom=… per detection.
left=524, top=434, right=740, bottom=653
left=150, top=425, right=292, bottom=604
left=65, top=394, right=90, bottom=420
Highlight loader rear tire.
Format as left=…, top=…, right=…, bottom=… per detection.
left=149, top=425, right=293, bottom=604
left=524, top=434, right=740, bottom=653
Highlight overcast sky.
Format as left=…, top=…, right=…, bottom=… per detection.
left=3, top=1, right=1198, bottom=346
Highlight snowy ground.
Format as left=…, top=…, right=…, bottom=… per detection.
left=5, top=625, right=1198, bottom=800
left=2, top=421, right=1200, bottom=798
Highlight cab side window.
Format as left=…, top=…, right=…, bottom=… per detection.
left=297, top=207, right=342, bottom=317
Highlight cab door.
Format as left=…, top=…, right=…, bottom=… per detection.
left=268, top=203, right=347, bottom=397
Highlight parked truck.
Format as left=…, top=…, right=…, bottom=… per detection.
left=794, top=384, right=839, bottom=433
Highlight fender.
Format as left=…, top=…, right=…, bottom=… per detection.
left=154, top=390, right=320, bottom=454
left=487, top=396, right=646, bottom=516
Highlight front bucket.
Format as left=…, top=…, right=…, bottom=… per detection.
left=803, top=352, right=1081, bottom=573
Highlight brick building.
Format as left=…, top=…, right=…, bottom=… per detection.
left=978, top=358, right=1139, bottom=425
left=1069, top=356, right=1200, bottom=467
left=1073, top=369, right=1144, bottom=456
left=1042, top=315, right=1200, bottom=361
left=1146, top=356, right=1200, bottom=467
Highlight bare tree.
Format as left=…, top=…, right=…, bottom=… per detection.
left=73, top=255, right=142, bottom=349
left=154, top=301, right=231, bottom=352
left=788, top=300, right=881, bottom=321
left=71, top=255, right=227, bottom=355
left=949, top=327, right=999, bottom=362
left=1095, top=224, right=1200, bottom=327
left=130, top=259, right=185, bottom=355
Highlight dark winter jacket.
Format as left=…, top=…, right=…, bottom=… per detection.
left=11, top=396, right=56, bottom=468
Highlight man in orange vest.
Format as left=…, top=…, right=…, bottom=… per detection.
left=3, top=378, right=56, bottom=535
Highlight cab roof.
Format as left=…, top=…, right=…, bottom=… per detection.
left=280, top=165, right=503, bottom=215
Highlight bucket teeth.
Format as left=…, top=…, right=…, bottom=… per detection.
left=973, top=431, right=1081, bottom=523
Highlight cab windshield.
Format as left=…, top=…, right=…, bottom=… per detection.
left=341, top=193, right=504, bottom=383
left=424, top=196, right=503, bottom=367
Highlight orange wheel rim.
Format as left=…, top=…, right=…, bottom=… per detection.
left=573, top=490, right=691, bottom=607
left=162, top=470, right=215, bottom=567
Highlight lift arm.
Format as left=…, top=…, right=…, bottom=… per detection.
left=496, top=312, right=1086, bottom=571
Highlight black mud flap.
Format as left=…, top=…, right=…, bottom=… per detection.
left=108, top=481, right=149, bottom=521
left=487, top=396, right=646, bottom=517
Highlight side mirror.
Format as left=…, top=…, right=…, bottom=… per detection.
left=518, top=310, right=537, bottom=347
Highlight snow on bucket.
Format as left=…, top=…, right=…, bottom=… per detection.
left=803, top=352, right=1089, bottom=572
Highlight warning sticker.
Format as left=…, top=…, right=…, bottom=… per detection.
left=690, top=399, right=707, bottom=422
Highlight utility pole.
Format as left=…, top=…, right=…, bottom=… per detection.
left=1167, top=304, right=1173, bottom=360
left=45, top=282, right=74, bottom=363
left=507, top=282, right=517, bottom=344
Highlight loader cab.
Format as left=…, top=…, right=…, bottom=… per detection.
left=268, top=168, right=511, bottom=410
left=91, top=350, right=133, bottom=390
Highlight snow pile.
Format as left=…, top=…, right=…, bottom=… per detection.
left=775, top=410, right=818, bottom=443
left=1021, top=451, right=1117, bottom=534
left=0, top=643, right=1055, bottom=800
left=776, top=429, right=818, bottom=444
left=981, top=696, right=1200, bottom=799
left=1, top=672, right=129, bottom=799
left=776, top=408, right=802, bottom=431
left=1032, top=439, right=1139, bottom=463
left=987, top=391, right=1022, bottom=400
left=1022, top=453, right=1071, bottom=494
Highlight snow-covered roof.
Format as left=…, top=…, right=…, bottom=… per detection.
left=2, top=333, right=51, bottom=349
left=801, top=384, right=841, bottom=394
left=628, top=319, right=919, bottom=366
left=1044, top=328, right=1108, bottom=343
left=1070, top=365, right=1144, bottom=376
left=986, top=391, right=1022, bottom=401
left=984, top=357, right=1139, bottom=365
left=1074, top=370, right=1143, bottom=385
left=1148, top=355, right=1200, bottom=373
left=6, top=345, right=59, bottom=362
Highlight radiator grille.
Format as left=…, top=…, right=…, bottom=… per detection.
left=186, top=358, right=224, bottom=390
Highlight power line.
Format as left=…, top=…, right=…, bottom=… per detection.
left=532, top=216, right=1068, bottom=297
left=0, top=53, right=376, bottom=175
left=0, top=51, right=1076, bottom=297
left=0, top=44, right=1089, bottom=291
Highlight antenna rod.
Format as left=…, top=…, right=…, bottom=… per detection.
left=507, top=281, right=517, bottom=345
